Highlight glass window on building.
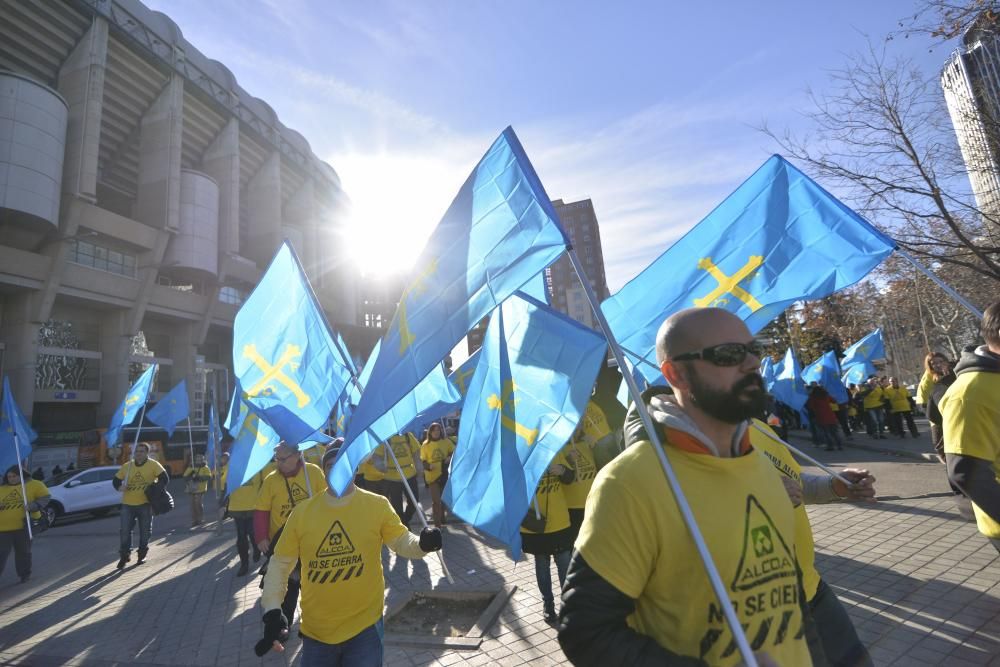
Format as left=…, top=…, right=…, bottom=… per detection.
left=69, top=240, right=136, bottom=278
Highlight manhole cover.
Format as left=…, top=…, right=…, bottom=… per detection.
left=384, top=586, right=516, bottom=650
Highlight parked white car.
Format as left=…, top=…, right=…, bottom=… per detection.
left=44, top=466, right=121, bottom=527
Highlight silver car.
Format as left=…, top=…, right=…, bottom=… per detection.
left=44, top=466, right=121, bottom=527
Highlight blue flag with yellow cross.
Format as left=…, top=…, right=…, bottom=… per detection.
left=442, top=291, right=607, bottom=559
left=840, top=329, right=885, bottom=368
left=600, top=154, right=895, bottom=375
left=0, top=376, right=38, bottom=474
left=106, top=363, right=158, bottom=447
left=232, top=242, right=353, bottom=446
left=802, top=350, right=849, bottom=404
left=224, top=383, right=281, bottom=495
left=340, top=127, right=568, bottom=462
left=146, top=379, right=189, bottom=438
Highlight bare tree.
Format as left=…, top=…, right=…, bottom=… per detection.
left=899, top=0, right=1000, bottom=40
left=762, top=41, right=1000, bottom=286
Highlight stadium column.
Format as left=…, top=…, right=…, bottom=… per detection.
left=284, top=179, right=318, bottom=284
left=0, top=296, right=40, bottom=423
left=97, top=311, right=132, bottom=432
left=246, top=151, right=282, bottom=268
left=196, top=117, right=240, bottom=346
left=169, top=322, right=199, bottom=425
left=129, top=74, right=184, bottom=335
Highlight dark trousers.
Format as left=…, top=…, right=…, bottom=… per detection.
left=534, top=549, right=571, bottom=607
left=283, top=572, right=301, bottom=624
left=818, top=424, right=843, bottom=450
left=836, top=409, right=852, bottom=436
left=300, top=620, right=383, bottom=667
left=809, top=579, right=873, bottom=667
left=232, top=513, right=259, bottom=563
left=119, top=503, right=153, bottom=554
left=0, top=527, right=31, bottom=580
left=991, top=538, right=1000, bottom=555
left=384, top=477, right=420, bottom=525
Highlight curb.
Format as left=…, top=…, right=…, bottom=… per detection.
left=786, top=433, right=934, bottom=463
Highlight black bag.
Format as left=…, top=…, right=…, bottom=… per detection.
left=146, top=485, right=174, bottom=516
left=30, top=516, right=49, bottom=535
left=520, top=507, right=546, bottom=533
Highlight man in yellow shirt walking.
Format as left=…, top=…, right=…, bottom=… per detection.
left=559, top=308, right=815, bottom=666
left=255, top=446, right=443, bottom=663
left=113, top=443, right=168, bottom=569
left=182, top=454, right=213, bottom=527
left=943, top=301, right=1000, bottom=553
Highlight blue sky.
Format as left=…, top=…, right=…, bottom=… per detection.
left=146, top=0, right=950, bottom=291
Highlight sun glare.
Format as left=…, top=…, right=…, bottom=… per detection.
left=337, top=153, right=464, bottom=278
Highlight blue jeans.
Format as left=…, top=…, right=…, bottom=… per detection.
left=119, top=503, right=153, bottom=554
left=534, top=550, right=571, bottom=607
left=301, top=619, right=383, bottom=667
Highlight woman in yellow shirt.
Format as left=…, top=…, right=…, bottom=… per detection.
left=182, top=454, right=213, bottom=527
left=521, top=452, right=575, bottom=625
left=0, top=465, right=49, bottom=583
left=420, top=423, right=455, bottom=527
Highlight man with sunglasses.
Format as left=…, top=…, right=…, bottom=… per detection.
left=559, top=308, right=815, bottom=666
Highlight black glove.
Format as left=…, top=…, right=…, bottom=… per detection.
left=254, top=609, right=289, bottom=656
left=419, top=527, right=442, bottom=552
left=112, top=477, right=122, bottom=491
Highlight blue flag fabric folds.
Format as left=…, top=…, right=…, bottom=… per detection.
left=760, top=356, right=777, bottom=392
left=448, top=349, right=481, bottom=399
left=106, top=364, right=158, bottom=447
left=841, top=329, right=885, bottom=368
left=0, top=377, right=38, bottom=473
left=842, top=361, right=877, bottom=386
left=225, top=390, right=281, bottom=496
left=601, top=155, right=895, bottom=375
left=342, top=127, right=568, bottom=455
left=335, top=340, right=382, bottom=437
left=328, top=363, right=462, bottom=494
left=771, top=348, right=808, bottom=412
left=802, top=350, right=849, bottom=403
left=443, top=292, right=607, bottom=559
left=233, top=242, right=353, bottom=445
left=146, top=380, right=189, bottom=438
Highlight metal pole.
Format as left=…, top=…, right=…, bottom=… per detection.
left=563, top=247, right=757, bottom=667
left=121, top=403, right=148, bottom=491
left=381, top=434, right=455, bottom=585
left=186, top=416, right=195, bottom=468
left=913, top=268, right=931, bottom=352
left=12, top=432, right=33, bottom=540
left=896, top=248, right=983, bottom=318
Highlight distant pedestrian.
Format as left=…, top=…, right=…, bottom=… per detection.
left=51, top=465, right=62, bottom=477
left=0, top=465, right=49, bottom=583
left=885, top=377, right=919, bottom=438
left=925, top=356, right=963, bottom=496
left=112, top=443, right=168, bottom=569
left=66, top=462, right=75, bottom=471
left=943, top=301, right=1000, bottom=553
left=376, top=433, right=422, bottom=526
left=806, top=384, right=844, bottom=451
left=419, top=423, right=454, bottom=527
left=522, top=452, right=575, bottom=625
left=31, top=468, right=43, bottom=481
left=182, top=454, right=213, bottom=527
left=859, top=377, right=887, bottom=438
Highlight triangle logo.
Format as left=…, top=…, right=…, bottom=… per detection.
left=316, top=520, right=356, bottom=558
left=289, top=481, right=310, bottom=502
left=731, top=495, right=796, bottom=592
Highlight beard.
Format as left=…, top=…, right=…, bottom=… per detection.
left=688, top=371, right=767, bottom=424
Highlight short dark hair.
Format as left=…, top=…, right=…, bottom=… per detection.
left=983, top=301, right=1000, bottom=348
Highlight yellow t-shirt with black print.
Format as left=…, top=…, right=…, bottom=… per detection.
left=562, top=439, right=598, bottom=510
left=576, top=437, right=811, bottom=666
left=359, top=457, right=384, bottom=483
left=256, top=463, right=326, bottom=539
left=183, top=465, right=212, bottom=494
left=379, top=434, right=420, bottom=481
left=522, top=452, right=571, bottom=535
left=228, top=463, right=274, bottom=512
left=0, top=479, right=48, bottom=531
left=582, top=400, right=612, bottom=442
left=749, top=420, right=821, bottom=600
left=115, top=459, right=166, bottom=507
left=275, top=488, right=408, bottom=644
left=420, top=438, right=455, bottom=484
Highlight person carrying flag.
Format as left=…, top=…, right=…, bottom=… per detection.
left=859, top=377, right=887, bottom=439
left=420, top=422, right=454, bottom=527
left=559, top=308, right=815, bottom=666
left=376, top=433, right=422, bottom=526
left=0, top=465, right=49, bottom=583
left=112, top=443, right=168, bottom=570
left=255, top=446, right=443, bottom=662
left=254, top=442, right=325, bottom=624
left=223, top=454, right=272, bottom=576
left=182, top=453, right=213, bottom=527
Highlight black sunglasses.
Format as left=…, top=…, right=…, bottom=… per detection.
left=671, top=341, right=765, bottom=367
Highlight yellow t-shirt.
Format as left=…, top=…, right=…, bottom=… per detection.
left=275, top=488, right=408, bottom=644
left=420, top=438, right=455, bottom=484
left=749, top=421, right=821, bottom=600
left=0, top=480, right=48, bottom=531
left=302, top=444, right=327, bottom=467
left=582, top=401, right=612, bottom=442
left=256, top=463, right=326, bottom=539
left=115, top=459, right=167, bottom=506
left=562, top=440, right=598, bottom=510
left=229, top=463, right=274, bottom=512
left=941, top=369, right=1000, bottom=538
left=183, top=465, right=213, bottom=494
left=359, top=458, right=384, bottom=483
left=916, top=369, right=935, bottom=407
left=862, top=386, right=884, bottom=410
left=522, top=452, right=571, bottom=535
left=576, top=437, right=811, bottom=666
left=884, top=387, right=911, bottom=413
left=380, top=434, right=419, bottom=481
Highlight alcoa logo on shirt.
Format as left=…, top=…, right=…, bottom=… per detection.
left=701, top=495, right=801, bottom=661
left=306, top=521, right=364, bottom=584
left=0, top=489, right=25, bottom=511
left=127, top=470, right=150, bottom=491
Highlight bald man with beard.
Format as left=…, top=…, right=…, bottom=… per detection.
left=558, top=308, right=819, bottom=667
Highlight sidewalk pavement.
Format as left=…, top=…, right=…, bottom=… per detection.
left=1, top=455, right=998, bottom=666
